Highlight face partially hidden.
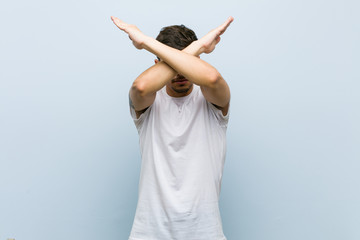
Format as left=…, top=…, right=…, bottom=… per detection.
left=154, top=59, right=193, bottom=97
left=166, top=74, right=193, bottom=97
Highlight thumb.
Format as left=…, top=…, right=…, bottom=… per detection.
left=216, top=36, right=221, bottom=44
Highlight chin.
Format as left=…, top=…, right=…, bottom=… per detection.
left=172, top=84, right=192, bottom=94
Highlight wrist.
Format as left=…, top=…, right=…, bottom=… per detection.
left=183, top=40, right=203, bottom=56
left=142, top=35, right=155, bottom=51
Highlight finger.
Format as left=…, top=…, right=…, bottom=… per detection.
left=216, top=16, right=234, bottom=36
left=111, top=16, right=123, bottom=23
left=111, top=16, right=127, bottom=30
left=223, top=16, right=234, bottom=29
left=219, top=16, right=234, bottom=31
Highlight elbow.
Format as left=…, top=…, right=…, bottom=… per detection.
left=132, top=80, right=148, bottom=98
left=206, top=70, right=222, bottom=88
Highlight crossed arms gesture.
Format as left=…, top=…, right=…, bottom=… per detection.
left=111, top=16, right=234, bottom=117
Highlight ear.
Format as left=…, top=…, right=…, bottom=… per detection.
left=154, top=59, right=159, bottom=64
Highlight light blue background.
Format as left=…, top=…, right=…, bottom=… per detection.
left=0, top=0, right=359, bottom=239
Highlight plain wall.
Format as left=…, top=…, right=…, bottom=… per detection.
left=0, top=0, right=359, bottom=239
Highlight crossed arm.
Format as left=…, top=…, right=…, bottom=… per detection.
left=111, top=16, right=234, bottom=117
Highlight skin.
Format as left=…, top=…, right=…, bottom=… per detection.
left=111, top=16, right=234, bottom=118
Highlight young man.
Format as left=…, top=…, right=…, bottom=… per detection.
left=111, top=16, right=234, bottom=240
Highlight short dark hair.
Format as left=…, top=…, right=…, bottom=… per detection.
left=156, top=25, right=198, bottom=51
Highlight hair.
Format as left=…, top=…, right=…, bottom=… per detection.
left=156, top=25, right=198, bottom=54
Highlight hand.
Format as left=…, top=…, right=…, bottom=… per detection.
left=198, top=16, right=234, bottom=54
left=111, top=16, right=148, bottom=49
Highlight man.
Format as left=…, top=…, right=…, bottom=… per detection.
left=111, top=16, right=234, bottom=240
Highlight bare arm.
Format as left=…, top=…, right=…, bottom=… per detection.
left=111, top=16, right=233, bottom=115
left=128, top=42, right=204, bottom=114
left=143, top=38, right=231, bottom=115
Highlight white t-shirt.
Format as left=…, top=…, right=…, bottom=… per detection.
left=129, top=85, right=229, bottom=240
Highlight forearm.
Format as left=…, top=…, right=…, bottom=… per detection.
left=112, top=15, right=233, bottom=112
left=129, top=40, right=205, bottom=111
left=143, top=37, right=220, bottom=87
left=141, top=38, right=230, bottom=110
left=132, top=40, right=205, bottom=97
left=131, top=61, right=175, bottom=97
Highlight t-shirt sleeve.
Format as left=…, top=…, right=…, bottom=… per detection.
left=206, top=101, right=230, bottom=128
left=129, top=99, right=152, bottom=132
